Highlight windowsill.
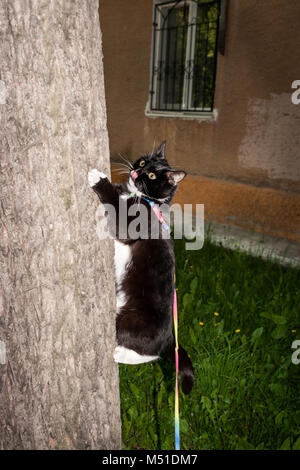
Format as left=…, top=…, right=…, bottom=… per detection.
left=145, top=104, right=217, bottom=121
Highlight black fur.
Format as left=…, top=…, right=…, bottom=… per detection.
left=90, top=142, right=194, bottom=394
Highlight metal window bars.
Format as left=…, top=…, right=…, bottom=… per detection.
left=150, top=0, right=220, bottom=113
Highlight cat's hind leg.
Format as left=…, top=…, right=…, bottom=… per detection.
left=113, top=346, right=159, bottom=365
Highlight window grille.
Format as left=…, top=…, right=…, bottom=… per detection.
left=150, top=0, right=220, bottom=113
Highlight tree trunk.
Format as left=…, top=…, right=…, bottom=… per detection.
left=0, top=0, right=121, bottom=449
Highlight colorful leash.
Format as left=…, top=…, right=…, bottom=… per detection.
left=173, top=283, right=180, bottom=450
left=129, top=192, right=179, bottom=449
left=128, top=193, right=169, bottom=231
left=142, top=197, right=169, bottom=231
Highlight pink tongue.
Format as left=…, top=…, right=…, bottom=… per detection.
left=131, top=170, right=138, bottom=181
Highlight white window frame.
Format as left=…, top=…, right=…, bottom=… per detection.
left=147, top=0, right=219, bottom=118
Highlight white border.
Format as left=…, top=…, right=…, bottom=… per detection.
left=145, top=100, right=218, bottom=120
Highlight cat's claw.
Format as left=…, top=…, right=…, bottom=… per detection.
left=88, top=169, right=108, bottom=187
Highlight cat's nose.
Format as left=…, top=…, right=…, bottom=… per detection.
left=131, top=170, right=138, bottom=181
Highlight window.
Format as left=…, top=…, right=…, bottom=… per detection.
left=149, top=0, right=220, bottom=114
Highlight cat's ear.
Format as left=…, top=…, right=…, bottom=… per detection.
left=166, top=170, right=186, bottom=185
left=156, top=140, right=166, bottom=159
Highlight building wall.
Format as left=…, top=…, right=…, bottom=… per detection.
left=100, top=0, right=300, bottom=242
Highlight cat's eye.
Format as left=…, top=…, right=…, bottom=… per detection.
left=148, top=172, right=156, bottom=180
left=139, top=160, right=145, bottom=167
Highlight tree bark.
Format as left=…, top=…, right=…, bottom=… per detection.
left=0, top=0, right=121, bottom=449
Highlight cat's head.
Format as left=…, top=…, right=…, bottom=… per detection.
left=128, top=141, right=186, bottom=202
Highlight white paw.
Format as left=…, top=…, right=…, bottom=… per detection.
left=113, top=345, right=159, bottom=364
left=88, top=169, right=108, bottom=187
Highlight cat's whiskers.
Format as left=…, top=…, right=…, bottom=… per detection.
left=111, top=166, right=128, bottom=172
left=111, top=162, right=129, bottom=167
left=112, top=169, right=130, bottom=176
left=112, top=162, right=132, bottom=171
left=118, top=153, right=133, bottom=169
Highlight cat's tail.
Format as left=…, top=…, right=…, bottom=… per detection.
left=162, top=344, right=194, bottom=395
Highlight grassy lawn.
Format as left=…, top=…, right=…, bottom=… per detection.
left=119, top=237, right=300, bottom=450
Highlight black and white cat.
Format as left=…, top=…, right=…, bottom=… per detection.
left=88, top=141, right=194, bottom=394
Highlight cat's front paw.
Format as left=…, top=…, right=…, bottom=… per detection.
left=88, top=169, right=108, bottom=187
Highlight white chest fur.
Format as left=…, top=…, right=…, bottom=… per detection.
left=114, top=240, right=131, bottom=284
left=114, top=240, right=131, bottom=312
left=113, top=242, right=159, bottom=365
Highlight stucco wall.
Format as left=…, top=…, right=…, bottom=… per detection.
left=100, top=0, right=300, bottom=241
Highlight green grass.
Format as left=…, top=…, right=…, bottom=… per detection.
left=119, top=237, right=300, bottom=450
